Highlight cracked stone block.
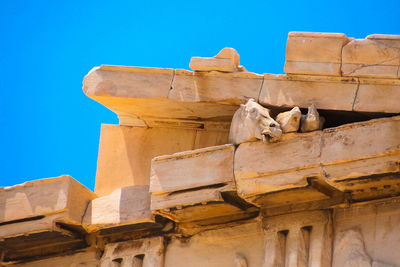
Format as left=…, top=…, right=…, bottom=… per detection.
left=353, top=78, right=400, bottom=113
left=284, top=32, right=351, bottom=76
left=342, top=34, right=400, bottom=78
left=170, top=69, right=262, bottom=103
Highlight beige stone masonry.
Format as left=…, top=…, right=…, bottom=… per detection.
left=83, top=65, right=173, bottom=99
left=11, top=248, right=101, bottom=267
left=164, top=222, right=265, bottom=267
left=342, top=34, right=400, bottom=78
left=353, top=78, right=400, bottom=113
left=150, top=144, right=235, bottom=194
left=83, top=65, right=399, bottom=129
left=169, top=69, right=262, bottom=103
left=284, top=32, right=351, bottom=76
left=100, top=236, right=164, bottom=267
left=0, top=175, right=96, bottom=237
left=95, top=124, right=228, bottom=197
left=259, top=74, right=358, bottom=111
left=234, top=116, right=400, bottom=206
left=189, top=48, right=246, bottom=72
left=262, top=210, right=332, bottom=267
left=82, top=185, right=153, bottom=232
left=0, top=176, right=96, bottom=263
left=150, top=144, right=258, bottom=226
left=234, top=131, right=322, bottom=197
left=333, top=198, right=400, bottom=266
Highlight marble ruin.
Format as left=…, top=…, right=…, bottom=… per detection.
left=1, top=32, right=400, bottom=266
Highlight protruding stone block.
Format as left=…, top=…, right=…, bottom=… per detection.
left=150, top=145, right=258, bottom=226
left=342, top=34, right=400, bottom=78
left=189, top=48, right=245, bottom=72
left=234, top=131, right=322, bottom=198
left=83, top=185, right=153, bottom=232
left=83, top=65, right=174, bottom=99
left=170, top=69, right=262, bottom=104
left=284, top=32, right=351, bottom=76
left=321, top=116, right=400, bottom=193
left=0, top=176, right=96, bottom=262
left=353, top=78, right=400, bottom=113
left=150, top=144, right=235, bottom=194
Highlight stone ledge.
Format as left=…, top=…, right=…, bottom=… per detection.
left=82, top=185, right=154, bottom=233
left=0, top=175, right=96, bottom=262
left=150, top=144, right=258, bottom=226
left=234, top=116, right=400, bottom=207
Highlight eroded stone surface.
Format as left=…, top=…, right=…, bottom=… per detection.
left=229, top=99, right=282, bottom=145
left=83, top=185, right=152, bottom=232
left=276, top=106, right=301, bottom=133
left=300, top=104, right=325, bottom=132
left=189, top=48, right=246, bottom=72
left=284, top=32, right=351, bottom=76
left=100, top=237, right=164, bottom=267
left=342, top=34, right=400, bottom=78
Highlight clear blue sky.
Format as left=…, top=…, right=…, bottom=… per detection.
left=1, top=0, right=399, bottom=191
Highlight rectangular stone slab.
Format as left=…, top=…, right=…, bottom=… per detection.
left=321, top=116, right=400, bottom=184
left=83, top=185, right=153, bottom=232
left=234, top=131, right=322, bottom=197
left=284, top=32, right=351, bottom=76
left=341, top=34, right=400, bottom=78
left=259, top=74, right=358, bottom=111
left=150, top=144, right=234, bottom=194
left=353, top=78, right=400, bottom=113
left=169, top=69, right=262, bottom=103
left=0, top=175, right=95, bottom=229
left=234, top=116, right=400, bottom=205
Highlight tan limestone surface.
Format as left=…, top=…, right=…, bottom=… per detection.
left=342, top=34, right=400, bottom=78
left=0, top=175, right=96, bottom=237
left=95, top=124, right=228, bottom=197
left=82, top=185, right=152, bottom=232
left=284, top=32, right=351, bottom=76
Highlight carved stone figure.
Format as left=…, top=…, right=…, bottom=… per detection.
left=229, top=99, right=282, bottom=145
left=234, top=253, right=248, bottom=267
left=333, top=228, right=394, bottom=267
left=276, top=106, right=301, bottom=133
left=300, top=104, right=325, bottom=132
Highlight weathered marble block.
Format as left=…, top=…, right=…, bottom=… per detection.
left=342, top=34, right=400, bottom=78
left=0, top=175, right=96, bottom=262
left=234, top=116, right=400, bottom=207
left=170, top=69, right=262, bottom=103
left=82, top=185, right=153, bottom=232
left=260, top=74, right=358, bottom=111
left=150, top=144, right=258, bottom=226
left=100, top=237, right=165, bottom=267
left=0, top=175, right=96, bottom=237
left=284, top=32, right=351, bottom=76
left=189, top=47, right=245, bottom=73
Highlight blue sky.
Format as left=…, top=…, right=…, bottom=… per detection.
left=1, top=0, right=399, bottom=191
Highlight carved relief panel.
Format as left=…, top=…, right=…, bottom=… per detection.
left=100, top=236, right=164, bottom=267
left=262, top=210, right=332, bottom=267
